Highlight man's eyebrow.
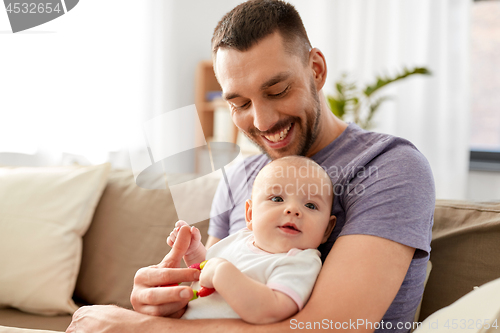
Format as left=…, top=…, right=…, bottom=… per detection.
left=260, top=71, right=292, bottom=90
left=223, top=91, right=241, bottom=101
left=222, top=71, right=292, bottom=101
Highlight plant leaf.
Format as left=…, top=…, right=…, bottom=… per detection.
left=363, top=67, right=431, bottom=97
left=327, top=96, right=345, bottom=118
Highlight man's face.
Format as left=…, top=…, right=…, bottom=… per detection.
left=215, top=32, right=321, bottom=159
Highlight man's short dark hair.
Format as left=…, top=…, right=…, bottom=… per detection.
left=212, top=0, right=312, bottom=64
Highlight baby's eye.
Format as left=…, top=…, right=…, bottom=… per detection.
left=271, top=196, right=283, bottom=202
left=305, top=203, right=317, bottom=210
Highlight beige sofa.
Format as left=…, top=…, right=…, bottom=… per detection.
left=1, top=166, right=500, bottom=332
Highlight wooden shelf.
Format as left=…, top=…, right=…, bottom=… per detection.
left=195, top=60, right=238, bottom=145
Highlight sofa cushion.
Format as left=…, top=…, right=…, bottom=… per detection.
left=73, top=169, right=213, bottom=308
left=74, top=169, right=215, bottom=308
left=0, top=308, right=70, bottom=332
left=0, top=325, right=63, bottom=333
left=0, top=164, right=110, bottom=315
left=419, top=200, right=500, bottom=320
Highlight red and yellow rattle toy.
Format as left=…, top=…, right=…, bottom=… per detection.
left=163, top=260, right=215, bottom=300
left=188, top=260, right=215, bottom=300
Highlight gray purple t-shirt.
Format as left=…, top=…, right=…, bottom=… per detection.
left=208, top=123, right=435, bottom=333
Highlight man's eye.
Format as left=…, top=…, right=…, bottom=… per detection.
left=269, top=86, right=289, bottom=97
left=231, top=101, right=250, bottom=110
left=305, top=203, right=317, bottom=210
left=271, top=196, right=283, bottom=202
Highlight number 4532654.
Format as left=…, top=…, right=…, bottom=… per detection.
left=443, top=319, right=499, bottom=330
left=6, top=3, right=62, bottom=14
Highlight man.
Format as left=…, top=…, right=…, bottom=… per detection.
left=66, top=1, right=434, bottom=332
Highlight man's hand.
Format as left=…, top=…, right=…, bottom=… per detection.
left=130, top=225, right=200, bottom=318
left=199, top=257, right=230, bottom=289
left=167, top=220, right=207, bottom=267
left=66, top=305, right=147, bottom=333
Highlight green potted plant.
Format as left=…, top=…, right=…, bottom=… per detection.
left=327, top=67, right=431, bottom=129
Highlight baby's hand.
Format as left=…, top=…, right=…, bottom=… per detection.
left=199, top=258, right=230, bottom=289
left=167, top=221, right=206, bottom=266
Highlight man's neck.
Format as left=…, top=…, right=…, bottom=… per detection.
left=306, top=95, right=348, bottom=157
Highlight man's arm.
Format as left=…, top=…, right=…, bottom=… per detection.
left=205, top=235, right=221, bottom=249
left=66, top=233, right=413, bottom=333
left=200, top=258, right=298, bottom=324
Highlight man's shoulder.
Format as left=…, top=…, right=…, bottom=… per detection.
left=316, top=124, right=431, bottom=181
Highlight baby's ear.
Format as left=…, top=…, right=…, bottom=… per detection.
left=245, top=199, right=253, bottom=230
left=321, top=215, right=336, bottom=243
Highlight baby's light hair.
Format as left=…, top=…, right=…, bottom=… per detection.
left=252, top=156, right=333, bottom=204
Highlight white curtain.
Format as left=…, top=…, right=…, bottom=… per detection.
left=291, top=0, right=471, bottom=200
left=0, top=0, right=240, bottom=169
left=1, top=0, right=471, bottom=199
left=0, top=0, right=152, bottom=167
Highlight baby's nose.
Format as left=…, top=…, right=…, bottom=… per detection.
left=285, top=206, right=301, bottom=217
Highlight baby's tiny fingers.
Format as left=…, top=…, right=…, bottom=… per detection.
left=167, top=232, right=177, bottom=246
left=191, top=227, right=201, bottom=242
left=175, top=220, right=189, bottom=228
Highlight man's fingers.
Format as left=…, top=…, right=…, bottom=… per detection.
left=138, top=302, right=188, bottom=318
left=136, top=285, right=194, bottom=306
left=160, top=225, right=191, bottom=268
left=134, top=266, right=200, bottom=288
left=166, top=220, right=189, bottom=249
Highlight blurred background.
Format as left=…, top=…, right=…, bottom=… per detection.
left=0, top=0, right=499, bottom=201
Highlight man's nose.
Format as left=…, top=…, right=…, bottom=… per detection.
left=284, top=204, right=302, bottom=218
left=252, top=101, right=279, bottom=133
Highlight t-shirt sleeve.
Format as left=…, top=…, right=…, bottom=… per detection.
left=339, top=142, right=435, bottom=258
left=207, top=176, right=231, bottom=239
left=266, top=249, right=322, bottom=310
left=208, top=155, right=266, bottom=239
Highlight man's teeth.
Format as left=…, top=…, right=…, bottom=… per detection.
left=265, top=124, right=292, bottom=143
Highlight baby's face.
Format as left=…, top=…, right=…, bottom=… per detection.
left=246, top=160, right=335, bottom=254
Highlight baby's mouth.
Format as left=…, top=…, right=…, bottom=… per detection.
left=279, top=222, right=301, bottom=233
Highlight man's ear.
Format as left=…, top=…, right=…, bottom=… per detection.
left=321, top=215, right=336, bottom=243
left=309, top=47, right=327, bottom=91
left=245, top=199, right=253, bottom=230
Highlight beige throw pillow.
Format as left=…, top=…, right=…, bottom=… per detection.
left=414, top=277, right=500, bottom=333
left=0, top=164, right=110, bottom=315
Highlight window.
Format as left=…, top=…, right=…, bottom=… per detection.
left=470, top=0, right=500, bottom=171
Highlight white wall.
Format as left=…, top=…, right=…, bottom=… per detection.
left=467, top=171, right=500, bottom=202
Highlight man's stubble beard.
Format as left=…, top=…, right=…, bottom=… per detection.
left=244, top=78, right=321, bottom=160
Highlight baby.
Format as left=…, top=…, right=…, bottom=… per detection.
left=167, top=156, right=336, bottom=324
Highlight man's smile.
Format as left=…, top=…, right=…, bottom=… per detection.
left=261, top=123, right=295, bottom=150
left=263, top=123, right=293, bottom=143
